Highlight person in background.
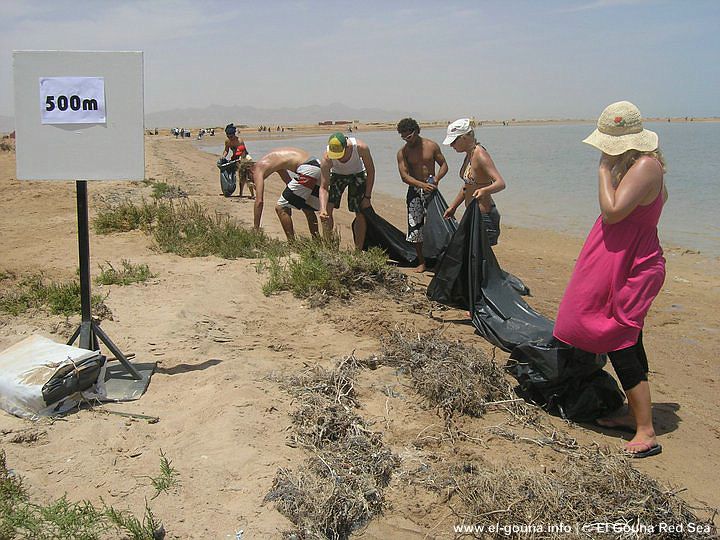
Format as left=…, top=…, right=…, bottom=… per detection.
left=251, top=147, right=321, bottom=240
left=319, top=133, right=376, bottom=250
left=396, top=117, right=448, bottom=272
left=221, top=123, right=254, bottom=198
left=442, top=118, right=506, bottom=246
left=554, top=101, right=668, bottom=459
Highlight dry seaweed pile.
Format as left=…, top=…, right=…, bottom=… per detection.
left=265, top=356, right=399, bottom=540
left=379, top=332, right=717, bottom=538
left=408, top=448, right=717, bottom=539
left=373, top=329, right=517, bottom=419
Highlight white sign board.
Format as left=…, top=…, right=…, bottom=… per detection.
left=13, top=51, right=144, bottom=181
left=40, top=77, right=106, bottom=124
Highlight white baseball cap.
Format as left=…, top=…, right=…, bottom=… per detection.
left=442, top=118, right=472, bottom=145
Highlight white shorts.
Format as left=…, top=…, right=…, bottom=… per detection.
left=277, top=179, right=320, bottom=211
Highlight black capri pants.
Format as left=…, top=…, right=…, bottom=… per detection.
left=607, top=332, right=649, bottom=391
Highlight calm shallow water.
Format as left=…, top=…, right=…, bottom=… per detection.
left=203, top=122, right=720, bottom=256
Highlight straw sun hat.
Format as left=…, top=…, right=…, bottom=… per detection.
left=582, top=101, right=658, bottom=156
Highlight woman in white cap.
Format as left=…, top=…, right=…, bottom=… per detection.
left=442, top=118, right=506, bottom=245
left=554, top=101, right=668, bottom=458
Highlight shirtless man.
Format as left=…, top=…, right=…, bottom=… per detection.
left=251, top=147, right=321, bottom=239
left=319, top=133, right=376, bottom=250
left=221, top=123, right=255, bottom=198
left=396, top=118, right=449, bottom=272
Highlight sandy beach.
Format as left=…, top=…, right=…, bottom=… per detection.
left=0, top=131, right=719, bottom=538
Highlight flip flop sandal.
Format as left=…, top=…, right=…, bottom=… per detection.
left=624, top=442, right=662, bottom=459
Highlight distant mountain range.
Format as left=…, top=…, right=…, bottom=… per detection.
left=144, top=102, right=419, bottom=128
left=0, top=103, right=418, bottom=132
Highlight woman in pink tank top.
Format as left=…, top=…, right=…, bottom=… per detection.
left=554, top=101, right=668, bottom=458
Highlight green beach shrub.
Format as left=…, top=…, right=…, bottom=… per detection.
left=263, top=237, right=408, bottom=304
left=150, top=181, right=187, bottom=200
left=0, top=274, right=107, bottom=317
left=1, top=450, right=164, bottom=539
left=95, top=260, right=155, bottom=286
left=152, top=200, right=286, bottom=259
left=93, top=199, right=159, bottom=234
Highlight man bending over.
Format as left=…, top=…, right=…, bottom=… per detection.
left=251, top=147, right=321, bottom=239
left=319, top=133, right=376, bottom=249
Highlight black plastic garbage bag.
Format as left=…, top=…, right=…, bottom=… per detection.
left=508, top=339, right=624, bottom=421
left=427, top=200, right=624, bottom=421
left=358, top=205, right=417, bottom=265
left=427, top=200, right=538, bottom=350
left=422, top=190, right=458, bottom=260
left=354, top=190, right=457, bottom=266
left=217, top=158, right=237, bottom=197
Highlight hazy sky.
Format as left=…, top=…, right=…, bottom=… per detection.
left=2, top=0, right=718, bottom=120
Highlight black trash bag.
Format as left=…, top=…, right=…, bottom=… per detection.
left=353, top=192, right=456, bottom=267
left=422, top=190, right=458, bottom=260
left=357, top=205, right=418, bottom=265
left=427, top=200, right=624, bottom=421
left=428, top=200, right=538, bottom=350
left=508, top=340, right=624, bottom=421
left=217, top=158, right=237, bottom=197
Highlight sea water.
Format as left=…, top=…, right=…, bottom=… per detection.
left=202, top=122, right=720, bottom=256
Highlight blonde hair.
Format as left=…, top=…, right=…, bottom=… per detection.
left=613, top=148, right=666, bottom=184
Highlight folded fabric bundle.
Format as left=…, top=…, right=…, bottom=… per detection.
left=0, top=335, right=106, bottom=418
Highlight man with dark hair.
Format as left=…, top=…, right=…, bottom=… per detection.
left=319, top=133, right=376, bottom=250
left=397, top=118, right=449, bottom=272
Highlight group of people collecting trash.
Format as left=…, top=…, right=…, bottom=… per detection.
left=217, top=101, right=667, bottom=459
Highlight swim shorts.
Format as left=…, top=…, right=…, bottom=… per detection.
left=406, top=186, right=426, bottom=243
left=328, top=171, right=367, bottom=213
left=277, top=158, right=321, bottom=211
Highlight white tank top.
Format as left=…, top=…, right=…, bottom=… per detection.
left=329, top=138, right=366, bottom=175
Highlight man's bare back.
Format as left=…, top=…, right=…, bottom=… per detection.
left=255, top=147, right=309, bottom=178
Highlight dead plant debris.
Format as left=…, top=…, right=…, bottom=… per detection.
left=266, top=355, right=399, bottom=540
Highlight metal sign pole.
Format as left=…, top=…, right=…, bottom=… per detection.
left=67, top=180, right=143, bottom=380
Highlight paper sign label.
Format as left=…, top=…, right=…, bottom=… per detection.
left=39, top=77, right=106, bottom=124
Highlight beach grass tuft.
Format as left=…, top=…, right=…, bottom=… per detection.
left=92, top=200, right=409, bottom=303
left=94, top=198, right=287, bottom=260
left=149, top=450, right=180, bottom=499
left=0, top=273, right=109, bottom=318
left=149, top=180, right=187, bottom=200
left=262, top=236, right=408, bottom=305
left=95, top=260, right=155, bottom=286
left=0, top=450, right=164, bottom=540
left=93, top=199, right=159, bottom=234
left=104, top=499, right=165, bottom=540
left=152, top=200, right=287, bottom=259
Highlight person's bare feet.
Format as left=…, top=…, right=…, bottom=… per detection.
left=596, top=413, right=636, bottom=432
left=413, top=264, right=426, bottom=273
left=624, top=435, right=661, bottom=458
